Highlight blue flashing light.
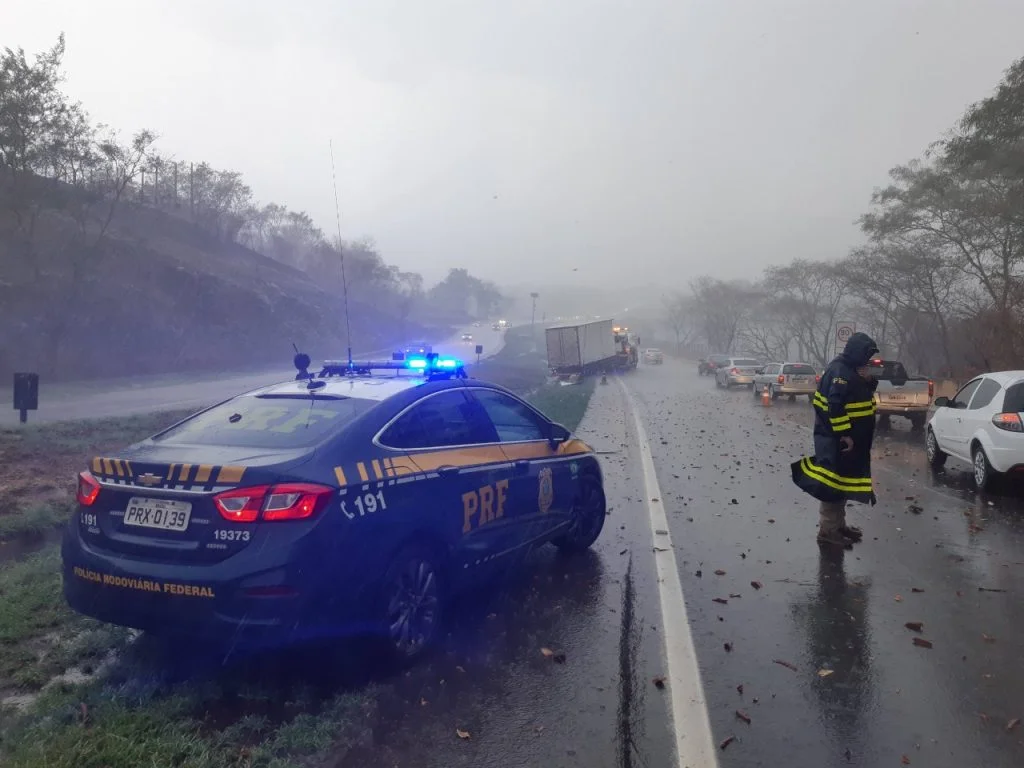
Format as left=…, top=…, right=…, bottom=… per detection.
left=436, top=358, right=458, bottom=369
left=407, top=357, right=428, bottom=369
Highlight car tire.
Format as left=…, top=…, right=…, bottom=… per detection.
left=925, top=428, right=947, bottom=471
left=877, top=415, right=891, bottom=431
left=752, top=382, right=760, bottom=398
left=768, top=384, right=776, bottom=400
left=788, top=394, right=796, bottom=402
left=910, top=414, right=926, bottom=432
left=379, top=543, right=445, bottom=664
left=554, top=474, right=606, bottom=554
left=972, top=443, right=998, bottom=491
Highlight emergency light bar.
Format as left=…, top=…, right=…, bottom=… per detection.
left=317, top=355, right=467, bottom=380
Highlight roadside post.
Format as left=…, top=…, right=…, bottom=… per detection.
left=13, top=372, right=39, bottom=424
left=475, top=344, right=483, bottom=364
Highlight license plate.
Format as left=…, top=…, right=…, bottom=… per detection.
left=886, top=395, right=908, bottom=401
left=124, top=497, right=192, bottom=532
left=790, top=376, right=810, bottom=383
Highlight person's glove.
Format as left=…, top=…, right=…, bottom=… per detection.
left=840, top=436, right=854, bottom=453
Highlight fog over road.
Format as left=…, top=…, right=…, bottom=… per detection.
left=340, top=357, right=1023, bottom=768
left=0, top=325, right=508, bottom=426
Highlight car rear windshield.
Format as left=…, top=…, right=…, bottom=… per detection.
left=871, top=361, right=909, bottom=380
left=733, top=359, right=759, bottom=366
left=1002, top=382, right=1024, bottom=413
left=152, top=395, right=378, bottom=449
left=783, top=364, right=815, bottom=375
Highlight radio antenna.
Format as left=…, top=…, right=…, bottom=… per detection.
left=330, top=139, right=353, bottom=365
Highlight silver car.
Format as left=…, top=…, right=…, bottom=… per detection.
left=753, top=362, right=819, bottom=401
left=715, top=357, right=761, bottom=388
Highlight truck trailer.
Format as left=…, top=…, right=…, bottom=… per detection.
left=545, top=319, right=619, bottom=377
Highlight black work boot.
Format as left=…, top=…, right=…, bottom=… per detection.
left=817, top=528, right=853, bottom=549
left=839, top=525, right=863, bottom=543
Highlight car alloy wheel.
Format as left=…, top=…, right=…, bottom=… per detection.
left=384, top=548, right=441, bottom=661
left=768, top=385, right=775, bottom=399
left=925, top=428, right=946, bottom=470
left=972, top=446, right=992, bottom=490
left=554, top=475, right=606, bottom=553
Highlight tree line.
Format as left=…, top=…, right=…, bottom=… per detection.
left=0, top=35, right=505, bottom=361
left=664, top=56, right=1024, bottom=377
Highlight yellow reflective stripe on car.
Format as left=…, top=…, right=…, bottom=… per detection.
left=800, top=458, right=872, bottom=491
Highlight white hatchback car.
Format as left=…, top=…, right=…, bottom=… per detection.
left=926, top=371, right=1024, bottom=490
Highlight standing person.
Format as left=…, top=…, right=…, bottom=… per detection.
left=792, top=332, right=881, bottom=547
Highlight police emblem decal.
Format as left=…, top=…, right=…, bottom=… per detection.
left=538, top=467, right=554, bottom=514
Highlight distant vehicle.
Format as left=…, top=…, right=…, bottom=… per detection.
left=642, top=348, right=664, bottom=365
left=472, top=322, right=481, bottom=327
left=715, top=357, right=761, bottom=389
left=868, top=358, right=933, bottom=431
left=699, top=354, right=730, bottom=376
left=545, top=319, right=618, bottom=377
left=926, top=370, right=1024, bottom=490
left=62, top=353, right=607, bottom=662
left=611, top=325, right=640, bottom=371
left=404, top=341, right=432, bottom=356
left=753, top=362, right=819, bottom=401
left=461, top=333, right=473, bottom=342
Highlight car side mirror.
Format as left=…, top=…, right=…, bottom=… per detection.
left=548, top=422, right=571, bottom=448
left=933, top=396, right=949, bottom=408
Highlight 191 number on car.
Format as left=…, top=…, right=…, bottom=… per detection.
left=213, top=529, right=250, bottom=542
left=342, top=491, right=388, bottom=520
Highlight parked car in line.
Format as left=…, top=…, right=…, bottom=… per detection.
left=715, top=357, right=761, bottom=389
left=699, top=354, right=731, bottom=376
left=868, top=358, right=933, bottom=431
left=642, top=348, right=664, bottom=365
left=752, top=362, right=819, bottom=401
left=926, top=370, right=1024, bottom=490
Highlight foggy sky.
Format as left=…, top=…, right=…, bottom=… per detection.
left=8, top=1, right=1024, bottom=289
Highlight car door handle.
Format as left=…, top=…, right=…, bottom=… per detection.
left=514, top=460, right=530, bottom=475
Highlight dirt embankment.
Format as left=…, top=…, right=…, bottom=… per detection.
left=0, top=203, right=440, bottom=382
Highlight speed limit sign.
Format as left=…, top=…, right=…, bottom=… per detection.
left=835, top=322, right=855, bottom=355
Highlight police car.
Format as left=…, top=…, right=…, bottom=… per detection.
left=62, top=353, right=606, bottom=661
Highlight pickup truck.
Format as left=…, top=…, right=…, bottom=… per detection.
left=867, top=359, right=934, bottom=430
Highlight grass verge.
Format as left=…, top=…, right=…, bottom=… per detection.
left=526, top=378, right=596, bottom=433
left=0, top=409, right=195, bottom=542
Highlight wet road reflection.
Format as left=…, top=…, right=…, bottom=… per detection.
left=627, top=359, right=1024, bottom=768
left=791, top=546, right=872, bottom=762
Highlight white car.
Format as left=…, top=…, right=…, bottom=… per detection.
left=926, top=370, right=1024, bottom=490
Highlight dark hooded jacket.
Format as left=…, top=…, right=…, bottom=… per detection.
left=791, top=332, right=880, bottom=505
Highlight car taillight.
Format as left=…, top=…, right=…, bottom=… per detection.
left=992, top=413, right=1023, bottom=432
left=214, top=483, right=333, bottom=523
left=928, top=380, right=934, bottom=398
left=777, top=374, right=785, bottom=384
left=77, top=471, right=101, bottom=506
left=815, top=374, right=821, bottom=383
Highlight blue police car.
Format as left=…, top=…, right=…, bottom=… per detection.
left=62, top=354, right=606, bottom=660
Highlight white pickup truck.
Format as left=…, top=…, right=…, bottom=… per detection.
left=868, top=359, right=934, bottom=431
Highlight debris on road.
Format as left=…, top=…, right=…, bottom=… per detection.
left=912, top=638, right=934, bottom=649
left=904, top=622, right=924, bottom=632
left=713, top=597, right=729, bottom=604
left=773, top=659, right=798, bottom=672
left=735, top=709, right=752, bottom=724
left=751, top=581, right=763, bottom=590
left=911, top=587, right=925, bottom=593
left=982, top=634, right=996, bottom=643
left=724, top=642, right=733, bottom=652
left=653, top=676, right=666, bottom=690
left=720, top=735, right=737, bottom=751
left=978, top=587, right=1006, bottom=593
left=456, top=728, right=471, bottom=740
left=1008, top=718, right=1021, bottom=732
left=714, top=569, right=726, bottom=575
left=818, top=669, right=834, bottom=678
left=540, top=647, right=567, bottom=663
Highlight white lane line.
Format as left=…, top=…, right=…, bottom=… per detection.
left=618, top=380, right=719, bottom=768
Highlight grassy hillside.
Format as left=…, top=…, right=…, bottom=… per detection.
left=0, top=200, right=442, bottom=382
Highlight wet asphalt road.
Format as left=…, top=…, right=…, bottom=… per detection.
left=0, top=327, right=505, bottom=425
left=335, top=358, right=1023, bottom=768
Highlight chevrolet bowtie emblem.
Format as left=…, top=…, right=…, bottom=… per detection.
left=138, top=473, right=162, bottom=487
